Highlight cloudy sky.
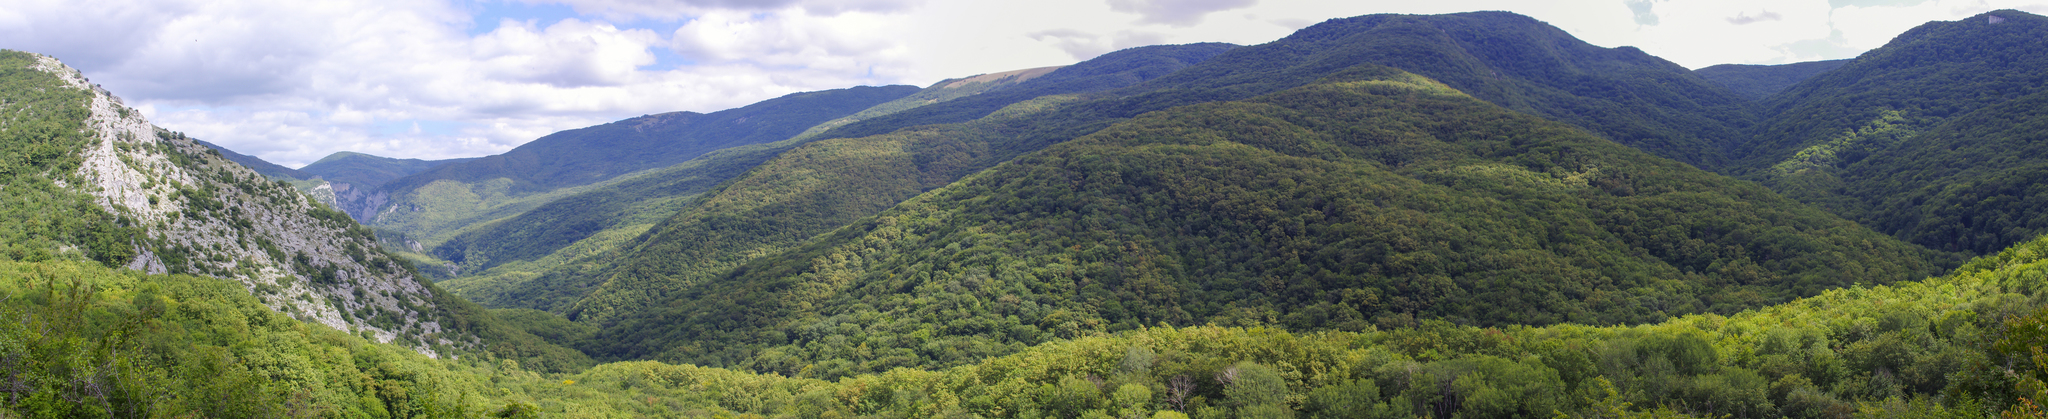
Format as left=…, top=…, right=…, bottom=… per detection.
left=4, top=0, right=2045, bottom=167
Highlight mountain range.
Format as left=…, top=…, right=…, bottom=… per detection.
left=7, top=9, right=2048, bottom=418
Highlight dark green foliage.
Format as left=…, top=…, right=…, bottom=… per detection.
left=380, top=84, right=919, bottom=196
left=1694, top=59, right=1850, bottom=101
left=298, top=151, right=474, bottom=190
left=581, top=69, right=1945, bottom=380
left=1831, top=88, right=2048, bottom=254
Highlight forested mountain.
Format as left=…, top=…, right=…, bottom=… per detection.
left=439, top=43, right=1239, bottom=312
left=1694, top=59, right=1850, bottom=101
left=504, top=11, right=1772, bottom=337
left=1732, top=10, right=2048, bottom=254
left=579, top=66, right=1946, bottom=379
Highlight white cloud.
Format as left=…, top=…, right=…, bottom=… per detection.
left=670, top=9, right=913, bottom=75
left=536, top=0, right=926, bottom=20
left=1106, top=0, right=1259, bottom=27
left=4, top=0, right=920, bottom=166
left=473, top=18, right=663, bottom=88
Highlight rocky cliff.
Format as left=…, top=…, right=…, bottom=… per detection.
left=30, top=54, right=467, bottom=355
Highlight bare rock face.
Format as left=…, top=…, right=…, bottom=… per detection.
left=330, top=181, right=391, bottom=221
left=31, top=54, right=469, bottom=356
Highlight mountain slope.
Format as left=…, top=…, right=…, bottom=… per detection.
left=1693, top=59, right=1850, bottom=101
left=1736, top=10, right=2048, bottom=168
left=0, top=50, right=585, bottom=369
left=1827, top=87, right=2048, bottom=253
left=438, top=44, right=1242, bottom=313
left=424, top=62, right=1106, bottom=279
left=583, top=67, right=1946, bottom=378
left=1732, top=10, right=2048, bottom=254
left=536, top=10, right=1769, bottom=330
left=536, top=11, right=1770, bottom=336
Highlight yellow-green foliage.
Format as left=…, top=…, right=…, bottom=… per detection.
left=6, top=233, right=2048, bottom=417
left=0, top=260, right=496, bottom=417
left=1768, top=109, right=1915, bottom=176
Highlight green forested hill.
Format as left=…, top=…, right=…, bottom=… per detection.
left=1828, top=88, right=2048, bottom=253
left=580, top=67, right=1947, bottom=379
left=1731, top=10, right=2048, bottom=255
left=1694, top=59, right=1850, bottom=101
left=421, top=48, right=1203, bottom=279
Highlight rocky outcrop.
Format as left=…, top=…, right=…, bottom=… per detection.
left=31, top=54, right=466, bottom=356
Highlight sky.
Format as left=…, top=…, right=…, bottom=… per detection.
left=3, top=0, right=2046, bottom=167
